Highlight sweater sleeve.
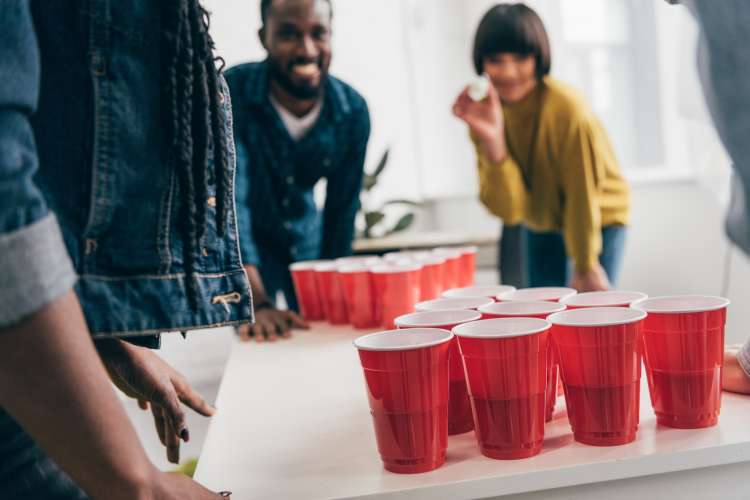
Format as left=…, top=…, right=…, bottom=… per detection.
left=559, top=118, right=604, bottom=272
left=472, top=134, right=528, bottom=225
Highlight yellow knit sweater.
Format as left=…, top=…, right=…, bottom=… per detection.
left=474, top=76, right=630, bottom=271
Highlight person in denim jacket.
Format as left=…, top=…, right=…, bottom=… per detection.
left=0, top=1, right=251, bottom=498
left=226, top=0, right=371, bottom=341
left=675, top=0, right=750, bottom=394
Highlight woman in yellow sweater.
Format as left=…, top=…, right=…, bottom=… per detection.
left=453, top=3, right=630, bottom=292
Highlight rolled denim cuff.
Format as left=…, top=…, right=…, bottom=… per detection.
left=738, top=339, right=750, bottom=379
left=0, top=214, right=78, bottom=328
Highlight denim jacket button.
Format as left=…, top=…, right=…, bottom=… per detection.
left=207, top=196, right=217, bottom=208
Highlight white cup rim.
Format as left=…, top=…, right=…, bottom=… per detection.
left=547, top=307, right=647, bottom=327
left=353, top=328, right=454, bottom=351
left=453, top=317, right=551, bottom=339
left=478, top=300, right=566, bottom=316
left=415, top=297, right=494, bottom=311
left=289, top=259, right=332, bottom=271
left=497, top=287, right=577, bottom=302
left=394, top=309, right=482, bottom=328
left=631, top=295, right=730, bottom=314
left=370, top=263, right=423, bottom=274
left=561, top=290, right=648, bottom=307
left=443, top=285, right=516, bottom=299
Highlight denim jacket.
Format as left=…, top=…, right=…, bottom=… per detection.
left=0, top=1, right=253, bottom=338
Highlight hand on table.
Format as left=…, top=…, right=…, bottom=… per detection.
left=95, top=339, right=215, bottom=464
left=237, top=307, right=309, bottom=343
left=569, top=263, right=611, bottom=292
left=722, top=345, right=750, bottom=395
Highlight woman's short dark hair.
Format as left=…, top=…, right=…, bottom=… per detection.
left=472, top=3, right=551, bottom=78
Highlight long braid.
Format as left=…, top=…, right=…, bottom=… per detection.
left=162, top=1, right=232, bottom=310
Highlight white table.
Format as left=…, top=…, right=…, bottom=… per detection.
left=195, top=324, right=750, bottom=500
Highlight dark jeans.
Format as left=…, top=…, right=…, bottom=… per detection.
left=0, top=408, right=89, bottom=499
left=498, top=225, right=627, bottom=288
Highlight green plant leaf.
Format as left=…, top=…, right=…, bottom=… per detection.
left=365, top=211, right=385, bottom=229
left=372, top=149, right=389, bottom=179
left=387, top=212, right=415, bottom=235
left=362, top=173, right=377, bottom=192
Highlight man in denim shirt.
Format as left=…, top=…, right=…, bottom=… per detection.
left=0, top=1, right=249, bottom=497
left=227, top=0, right=370, bottom=340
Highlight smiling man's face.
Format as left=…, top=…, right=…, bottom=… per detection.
left=261, top=0, right=332, bottom=100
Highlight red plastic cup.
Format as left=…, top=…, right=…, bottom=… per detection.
left=395, top=310, right=483, bottom=435
left=453, top=318, right=550, bottom=459
left=498, top=287, right=577, bottom=303
left=455, top=246, right=478, bottom=287
left=289, top=260, right=329, bottom=320
left=443, top=285, right=515, bottom=300
left=632, top=295, right=730, bottom=429
left=478, top=301, right=567, bottom=422
left=354, top=328, right=453, bottom=474
left=548, top=307, right=647, bottom=446
left=433, top=248, right=461, bottom=291
left=415, top=297, right=494, bottom=314
left=561, top=291, right=648, bottom=309
left=313, top=263, right=348, bottom=324
left=339, top=264, right=378, bottom=329
left=371, top=263, right=422, bottom=329
left=412, top=254, right=446, bottom=301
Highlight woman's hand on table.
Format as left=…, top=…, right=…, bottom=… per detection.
left=722, top=346, right=750, bottom=395
left=569, top=263, right=611, bottom=292
left=237, top=307, right=309, bottom=343
left=452, top=82, right=507, bottom=163
left=95, top=339, right=215, bottom=464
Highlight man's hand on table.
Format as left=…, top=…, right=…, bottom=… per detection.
left=237, top=306, right=309, bottom=342
left=722, top=344, right=750, bottom=395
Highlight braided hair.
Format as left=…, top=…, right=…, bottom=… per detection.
left=162, top=1, right=230, bottom=309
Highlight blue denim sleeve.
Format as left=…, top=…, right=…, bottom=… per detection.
left=320, top=101, right=370, bottom=259
left=234, top=138, right=260, bottom=266
left=0, top=2, right=77, bottom=328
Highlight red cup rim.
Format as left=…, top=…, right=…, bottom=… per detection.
left=453, top=317, right=550, bottom=339
left=415, top=297, right=494, bottom=311
left=371, top=262, right=423, bottom=274
left=561, top=290, right=648, bottom=307
left=547, top=307, right=647, bottom=327
left=497, top=287, right=578, bottom=302
left=353, top=328, right=454, bottom=351
left=442, top=285, right=516, bottom=299
left=289, top=259, right=332, bottom=271
left=631, top=295, right=730, bottom=314
left=394, top=309, right=482, bottom=328
left=478, top=300, right=566, bottom=316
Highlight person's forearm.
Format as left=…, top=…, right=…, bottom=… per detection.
left=0, top=290, right=157, bottom=500
left=244, top=264, right=271, bottom=305
left=481, top=135, right=507, bottom=164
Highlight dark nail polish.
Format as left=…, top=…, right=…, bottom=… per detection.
left=219, top=492, right=232, bottom=497
left=180, top=428, right=190, bottom=442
